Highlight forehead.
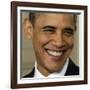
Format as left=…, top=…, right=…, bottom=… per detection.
left=36, top=13, right=74, bottom=19
left=35, top=13, right=75, bottom=26
left=35, top=13, right=75, bottom=24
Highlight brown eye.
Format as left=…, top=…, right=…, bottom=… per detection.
left=63, top=28, right=74, bottom=37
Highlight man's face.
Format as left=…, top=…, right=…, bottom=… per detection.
left=31, top=13, right=75, bottom=76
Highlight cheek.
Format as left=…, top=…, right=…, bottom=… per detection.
left=65, top=37, right=74, bottom=47
left=37, top=34, right=50, bottom=46
left=32, top=34, right=50, bottom=50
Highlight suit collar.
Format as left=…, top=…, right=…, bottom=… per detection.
left=24, top=58, right=79, bottom=78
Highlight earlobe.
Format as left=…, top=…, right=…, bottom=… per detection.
left=23, top=18, right=33, bottom=39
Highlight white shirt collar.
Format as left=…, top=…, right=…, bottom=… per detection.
left=34, top=58, right=69, bottom=78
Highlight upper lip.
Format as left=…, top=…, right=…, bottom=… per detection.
left=45, top=48, right=67, bottom=52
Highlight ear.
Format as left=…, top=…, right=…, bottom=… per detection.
left=23, top=18, right=33, bottom=39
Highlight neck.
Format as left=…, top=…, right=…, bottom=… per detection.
left=37, top=64, right=51, bottom=77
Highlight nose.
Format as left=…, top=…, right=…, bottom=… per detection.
left=52, top=32, right=65, bottom=48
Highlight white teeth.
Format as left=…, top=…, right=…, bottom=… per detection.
left=47, top=50, right=63, bottom=56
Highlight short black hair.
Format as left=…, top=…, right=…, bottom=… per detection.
left=29, top=12, right=36, bottom=25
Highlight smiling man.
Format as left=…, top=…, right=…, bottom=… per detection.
left=24, top=12, right=79, bottom=78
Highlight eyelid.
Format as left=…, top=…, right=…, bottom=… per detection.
left=42, top=28, right=56, bottom=34
left=42, top=28, right=54, bottom=31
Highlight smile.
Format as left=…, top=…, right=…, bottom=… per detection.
left=46, top=49, right=63, bottom=57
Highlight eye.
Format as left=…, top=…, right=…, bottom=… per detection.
left=42, top=26, right=56, bottom=34
left=43, top=28, right=55, bottom=33
left=63, top=28, right=74, bottom=37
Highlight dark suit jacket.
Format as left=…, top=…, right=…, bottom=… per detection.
left=24, top=59, right=79, bottom=78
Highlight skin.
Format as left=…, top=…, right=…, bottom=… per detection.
left=26, top=13, right=76, bottom=76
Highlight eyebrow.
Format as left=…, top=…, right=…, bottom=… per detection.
left=42, top=25, right=56, bottom=29
left=64, top=27, right=74, bottom=30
